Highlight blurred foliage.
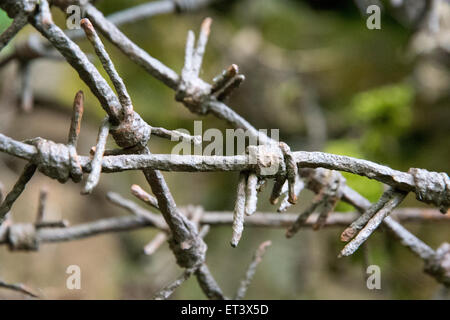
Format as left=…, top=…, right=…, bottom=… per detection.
left=349, top=82, right=414, bottom=162
left=351, top=83, right=413, bottom=129
left=0, top=9, right=11, bottom=30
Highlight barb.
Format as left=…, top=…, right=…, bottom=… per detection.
left=211, top=63, right=245, bottom=101
left=192, top=17, right=212, bottom=76
left=270, top=175, right=287, bottom=205
left=150, top=126, right=202, bottom=145
left=280, top=142, right=300, bottom=205
left=231, top=172, right=247, bottom=247
left=245, top=173, right=258, bottom=216
left=341, top=188, right=398, bottom=242
left=67, top=91, right=84, bottom=148
left=35, top=188, right=48, bottom=224
left=144, top=232, right=168, bottom=255
left=183, top=30, right=195, bottom=79
left=235, top=240, right=271, bottom=300
left=80, top=18, right=133, bottom=120
left=212, top=64, right=239, bottom=93
left=175, top=18, right=213, bottom=114
left=214, top=74, right=245, bottom=101
left=85, top=3, right=179, bottom=90
left=82, top=117, right=110, bottom=194
left=131, top=184, right=160, bottom=210
left=278, top=179, right=305, bottom=213
left=339, top=190, right=407, bottom=257
left=256, top=178, right=266, bottom=193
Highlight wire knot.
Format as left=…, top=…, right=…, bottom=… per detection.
left=7, top=223, right=38, bottom=251
left=247, top=144, right=285, bottom=177
left=168, top=235, right=207, bottom=269
left=176, top=76, right=211, bottom=115
left=27, top=137, right=83, bottom=183
left=408, top=168, right=450, bottom=213
left=176, top=17, right=213, bottom=114
left=110, top=112, right=151, bottom=150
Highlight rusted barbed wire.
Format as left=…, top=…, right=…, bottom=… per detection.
left=1, top=183, right=447, bottom=248
left=1, top=134, right=448, bottom=211
left=0, top=203, right=447, bottom=247
left=0, top=0, right=449, bottom=298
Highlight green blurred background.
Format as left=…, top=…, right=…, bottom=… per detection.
left=0, top=0, right=449, bottom=299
